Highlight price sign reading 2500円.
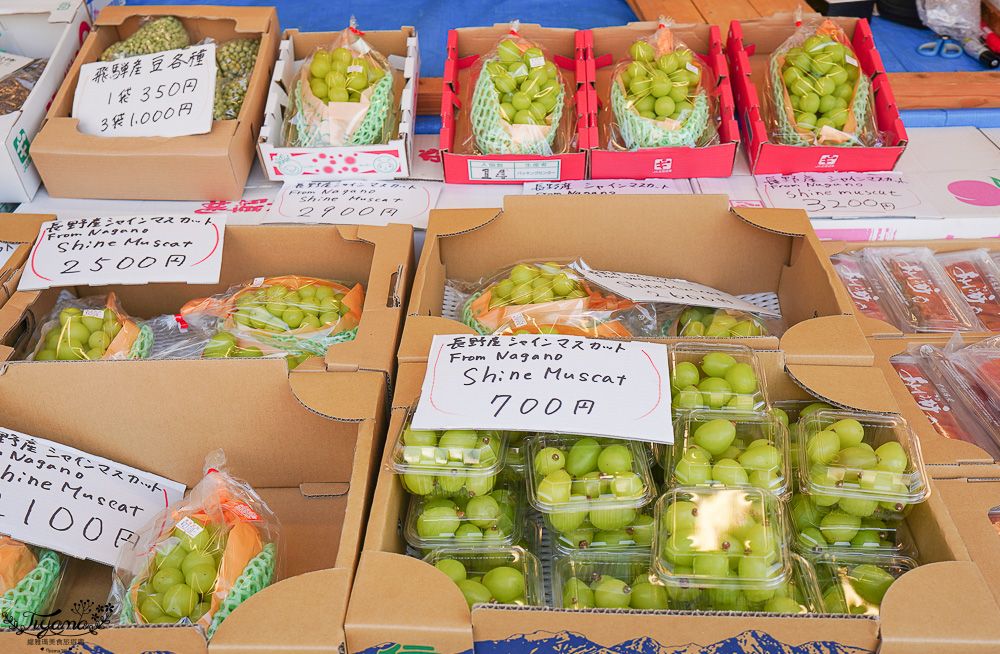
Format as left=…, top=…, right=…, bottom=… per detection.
left=72, top=44, right=216, bottom=138
left=412, top=334, right=674, bottom=445
left=18, top=215, right=226, bottom=291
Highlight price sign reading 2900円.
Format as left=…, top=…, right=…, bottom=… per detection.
left=18, top=215, right=226, bottom=291
left=412, top=334, right=674, bottom=445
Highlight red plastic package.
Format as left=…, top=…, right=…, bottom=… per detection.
left=829, top=252, right=890, bottom=323
left=859, top=248, right=984, bottom=333
left=935, top=249, right=1000, bottom=331
left=891, top=354, right=979, bottom=445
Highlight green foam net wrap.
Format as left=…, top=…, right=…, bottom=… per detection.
left=0, top=550, right=63, bottom=629
left=470, top=64, right=565, bottom=155
left=612, top=79, right=711, bottom=149
left=288, top=70, right=394, bottom=147
left=207, top=542, right=277, bottom=638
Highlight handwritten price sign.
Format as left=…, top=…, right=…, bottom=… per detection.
left=0, top=427, right=185, bottom=566
left=412, top=334, right=674, bottom=444
left=756, top=172, right=942, bottom=219
left=72, top=44, right=216, bottom=138
left=18, top=215, right=226, bottom=291
left=267, top=180, right=441, bottom=228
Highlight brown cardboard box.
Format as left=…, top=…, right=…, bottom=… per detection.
left=31, top=5, right=280, bottom=201
left=0, top=220, right=414, bottom=388
left=0, top=362, right=385, bottom=654
left=401, top=194, right=866, bottom=364
left=0, top=215, right=50, bottom=310
left=346, top=353, right=1000, bottom=654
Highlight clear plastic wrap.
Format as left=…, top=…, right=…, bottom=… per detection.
left=790, top=491, right=918, bottom=559
left=28, top=291, right=153, bottom=361
left=422, top=546, right=544, bottom=607
left=100, top=16, right=191, bottom=62
left=669, top=305, right=782, bottom=338
left=213, top=37, right=261, bottom=121
left=935, top=249, right=1000, bottom=331
left=449, top=260, right=660, bottom=338
left=111, top=450, right=282, bottom=637
left=463, top=21, right=574, bottom=155
left=607, top=19, right=720, bottom=150
left=0, top=537, right=66, bottom=628
left=814, top=552, right=917, bottom=615
left=554, top=552, right=667, bottom=610
left=0, top=58, right=46, bottom=116
left=282, top=21, right=396, bottom=147
left=829, top=252, right=893, bottom=324
left=857, top=247, right=985, bottom=333
left=763, top=16, right=883, bottom=147
left=668, top=343, right=769, bottom=416
left=179, top=275, right=364, bottom=367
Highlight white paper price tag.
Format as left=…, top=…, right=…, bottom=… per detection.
left=0, top=52, right=32, bottom=79
left=412, top=334, right=674, bottom=444
left=524, top=178, right=692, bottom=195
left=17, top=215, right=226, bottom=291
left=267, top=180, right=441, bottom=228
left=756, top=172, right=942, bottom=219
left=72, top=44, right=217, bottom=138
left=578, top=269, right=781, bottom=317
left=0, top=427, right=185, bottom=566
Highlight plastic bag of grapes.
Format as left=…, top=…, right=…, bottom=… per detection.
left=451, top=260, right=660, bottom=338
left=0, top=537, right=67, bottom=629
left=607, top=18, right=720, bottom=150
left=464, top=21, right=574, bottom=156
left=763, top=15, right=883, bottom=147
left=283, top=19, right=396, bottom=147
left=111, top=450, right=282, bottom=637
left=27, top=291, right=153, bottom=361
left=178, top=276, right=364, bottom=361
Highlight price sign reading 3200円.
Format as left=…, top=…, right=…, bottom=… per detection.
left=18, top=215, right=226, bottom=291
left=412, top=334, right=673, bottom=445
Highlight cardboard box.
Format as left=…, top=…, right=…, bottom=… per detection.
left=257, top=27, right=424, bottom=182
left=346, top=355, right=1000, bottom=654
left=0, top=1, right=92, bottom=203
left=0, top=214, right=49, bottom=310
left=0, top=220, right=414, bottom=389
left=400, top=194, right=865, bottom=363
left=0, top=359, right=386, bottom=654
left=31, top=5, right=280, bottom=201
left=586, top=23, right=740, bottom=179
left=726, top=14, right=908, bottom=175
left=439, top=24, right=590, bottom=184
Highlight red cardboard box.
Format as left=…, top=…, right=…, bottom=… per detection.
left=439, top=24, right=590, bottom=184
left=587, top=23, right=739, bottom=179
left=727, top=14, right=907, bottom=175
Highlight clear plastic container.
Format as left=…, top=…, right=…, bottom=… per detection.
left=546, top=507, right=654, bottom=556
left=664, top=411, right=791, bottom=498
left=935, top=249, right=1000, bottom=332
left=404, top=474, right=524, bottom=550
left=790, top=493, right=918, bottom=558
left=668, top=343, right=770, bottom=416
left=773, top=399, right=837, bottom=428
left=652, top=487, right=792, bottom=592
left=858, top=247, right=984, bottom=333
left=553, top=551, right=668, bottom=610
left=795, top=410, right=930, bottom=522
left=664, top=552, right=825, bottom=613
left=505, top=430, right=531, bottom=476
left=524, top=435, right=656, bottom=525
left=389, top=402, right=509, bottom=498
left=422, top=545, right=545, bottom=607
left=813, top=552, right=917, bottom=615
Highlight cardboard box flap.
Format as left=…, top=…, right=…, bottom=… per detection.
left=429, top=207, right=502, bottom=239
left=880, top=561, right=1000, bottom=653
left=211, top=567, right=353, bottom=654
left=0, top=359, right=379, bottom=487
left=398, top=316, right=474, bottom=365
left=0, top=214, right=50, bottom=243
left=731, top=205, right=808, bottom=238
left=785, top=363, right=900, bottom=414
left=935, top=476, right=1000, bottom=608
left=353, top=223, right=413, bottom=310
left=859, top=314, right=905, bottom=339
left=781, top=315, right=874, bottom=366
left=96, top=5, right=274, bottom=33
left=346, top=551, right=475, bottom=654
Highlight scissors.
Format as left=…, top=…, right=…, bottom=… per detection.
left=917, top=35, right=963, bottom=58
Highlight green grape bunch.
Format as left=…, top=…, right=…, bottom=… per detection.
left=670, top=351, right=764, bottom=414
left=488, top=40, right=562, bottom=127
left=308, top=47, right=387, bottom=104
left=779, top=33, right=861, bottom=139
left=618, top=39, right=701, bottom=124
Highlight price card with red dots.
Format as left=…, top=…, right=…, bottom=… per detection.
left=265, top=147, right=409, bottom=178
left=266, top=180, right=441, bottom=228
